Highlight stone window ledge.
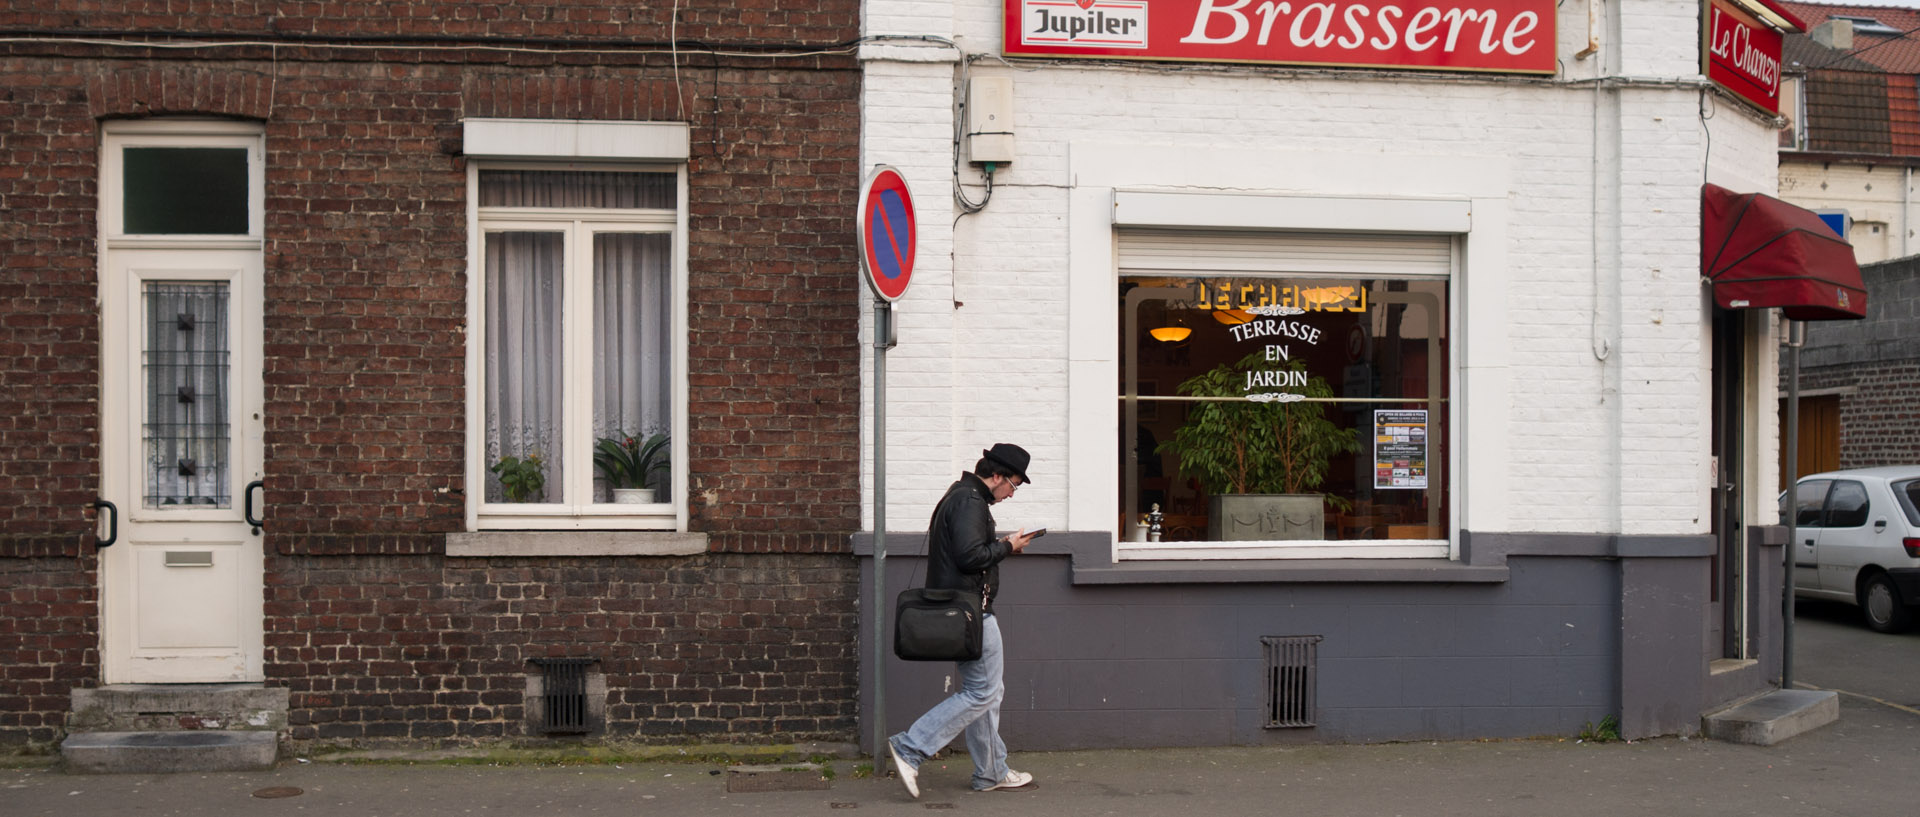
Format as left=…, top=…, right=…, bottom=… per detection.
left=447, top=531, right=707, bottom=558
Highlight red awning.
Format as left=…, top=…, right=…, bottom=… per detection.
left=1702, top=183, right=1867, bottom=321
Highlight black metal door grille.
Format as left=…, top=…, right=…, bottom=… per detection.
left=530, top=658, right=596, bottom=734
left=1262, top=635, right=1321, bottom=728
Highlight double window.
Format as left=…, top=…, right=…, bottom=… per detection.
left=471, top=167, right=686, bottom=529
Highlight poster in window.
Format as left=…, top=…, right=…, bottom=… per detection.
left=1373, top=410, right=1428, bottom=490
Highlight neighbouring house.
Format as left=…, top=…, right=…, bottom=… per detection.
left=1777, top=2, right=1920, bottom=263
left=0, top=1, right=865, bottom=755
left=1767, top=2, right=1920, bottom=479
left=1784, top=254, right=1920, bottom=478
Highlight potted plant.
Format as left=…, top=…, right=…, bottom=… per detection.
left=490, top=452, right=547, bottom=503
left=594, top=432, right=670, bottom=503
left=1157, top=353, right=1361, bottom=540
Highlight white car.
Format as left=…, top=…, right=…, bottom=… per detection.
left=1783, top=467, right=1920, bottom=633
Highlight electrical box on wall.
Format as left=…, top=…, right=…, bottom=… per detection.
left=966, top=77, right=1015, bottom=165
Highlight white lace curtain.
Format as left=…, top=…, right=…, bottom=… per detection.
left=482, top=170, right=672, bottom=503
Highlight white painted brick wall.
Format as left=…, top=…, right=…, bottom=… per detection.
left=863, top=0, right=1783, bottom=538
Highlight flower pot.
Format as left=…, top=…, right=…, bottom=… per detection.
left=1208, top=494, right=1324, bottom=541
left=612, top=488, right=655, bottom=504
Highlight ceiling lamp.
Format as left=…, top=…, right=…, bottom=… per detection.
left=1149, top=324, right=1191, bottom=342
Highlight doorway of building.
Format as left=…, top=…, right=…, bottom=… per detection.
left=98, top=122, right=266, bottom=683
left=1709, top=306, right=1747, bottom=660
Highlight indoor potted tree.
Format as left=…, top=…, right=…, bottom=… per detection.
left=1157, top=353, right=1361, bottom=540
left=594, top=432, right=670, bottom=503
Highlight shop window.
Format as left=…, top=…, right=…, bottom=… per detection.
left=1119, top=251, right=1449, bottom=546
left=473, top=168, right=683, bottom=528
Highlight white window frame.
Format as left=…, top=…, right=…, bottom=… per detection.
left=101, top=120, right=266, bottom=248
left=1065, top=143, right=1515, bottom=562
left=461, top=120, right=691, bottom=535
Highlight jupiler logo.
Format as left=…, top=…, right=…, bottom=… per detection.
left=1021, top=0, right=1151, bottom=49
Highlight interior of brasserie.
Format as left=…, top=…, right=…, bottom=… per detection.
left=1119, top=274, right=1450, bottom=544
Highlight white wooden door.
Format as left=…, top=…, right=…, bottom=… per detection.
left=99, top=249, right=265, bottom=683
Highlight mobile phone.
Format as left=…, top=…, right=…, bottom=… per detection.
left=1026, top=528, right=1047, bottom=539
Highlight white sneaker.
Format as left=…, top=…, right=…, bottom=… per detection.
left=888, top=739, right=920, bottom=799
left=979, top=769, right=1034, bottom=791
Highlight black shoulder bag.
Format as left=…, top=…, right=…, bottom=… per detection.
left=893, top=549, right=984, bottom=662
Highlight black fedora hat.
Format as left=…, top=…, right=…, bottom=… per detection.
left=981, top=443, right=1032, bottom=485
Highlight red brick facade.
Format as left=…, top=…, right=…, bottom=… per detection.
left=0, top=2, right=862, bottom=749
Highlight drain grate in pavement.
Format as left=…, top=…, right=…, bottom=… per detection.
left=725, top=770, right=832, bottom=793
left=251, top=787, right=304, bottom=799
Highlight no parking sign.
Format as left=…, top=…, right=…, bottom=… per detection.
left=857, top=165, right=916, bottom=302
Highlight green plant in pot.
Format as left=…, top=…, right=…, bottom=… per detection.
left=594, top=432, right=670, bottom=503
left=1158, top=353, right=1360, bottom=540
left=491, top=452, right=547, bottom=503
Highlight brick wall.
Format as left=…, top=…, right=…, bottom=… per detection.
left=1795, top=256, right=1920, bottom=468
left=1, top=0, right=863, bottom=748
left=0, top=53, right=106, bottom=751
left=1798, top=360, right=1920, bottom=468
left=268, top=553, right=857, bottom=743
left=0, top=558, right=96, bottom=747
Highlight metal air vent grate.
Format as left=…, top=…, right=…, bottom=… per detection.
left=529, top=657, right=597, bottom=735
left=1262, top=635, right=1321, bottom=728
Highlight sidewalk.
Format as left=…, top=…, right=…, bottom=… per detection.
left=6, top=691, right=1915, bottom=817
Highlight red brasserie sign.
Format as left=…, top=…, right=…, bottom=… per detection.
left=1703, top=0, right=1785, bottom=114
left=1003, top=0, right=1556, bottom=74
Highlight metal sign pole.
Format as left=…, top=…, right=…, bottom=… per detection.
left=1783, top=319, right=1802, bottom=691
left=871, top=301, right=893, bottom=760
left=856, top=164, right=913, bottom=761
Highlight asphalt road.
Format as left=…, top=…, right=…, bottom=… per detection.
left=4, top=605, right=1915, bottom=817
left=1791, top=596, right=1920, bottom=710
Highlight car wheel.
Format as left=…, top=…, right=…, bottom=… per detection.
left=1859, top=572, right=1913, bottom=634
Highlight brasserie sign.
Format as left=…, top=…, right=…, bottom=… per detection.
left=1004, top=0, right=1557, bottom=74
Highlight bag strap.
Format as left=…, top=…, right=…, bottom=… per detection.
left=906, top=536, right=926, bottom=590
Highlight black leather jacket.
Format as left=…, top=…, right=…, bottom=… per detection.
left=925, top=472, right=1011, bottom=615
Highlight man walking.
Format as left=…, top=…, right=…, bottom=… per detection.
left=889, top=443, right=1041, bottom=797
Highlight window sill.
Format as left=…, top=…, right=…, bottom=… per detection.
left=1074, top=557, right=1507, bottom=584
left=1117, top=541, right=1449, bottom=560
left=447, top=531, right=707, bottom=557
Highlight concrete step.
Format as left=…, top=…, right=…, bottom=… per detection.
left=68, top=684, right=288, bottom=733
left=62, top=730, right=278, bottom=774
left=62, top=684, right=288, bottom=774
left=1702, top=688, right=1839, bottom=746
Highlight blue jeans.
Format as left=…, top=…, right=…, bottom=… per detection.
left=889, top=613, right=1008, bottom=790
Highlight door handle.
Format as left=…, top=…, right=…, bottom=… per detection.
left=244, top=480, right=265, bottom=535
left=91, top=499, right=118, bottom=548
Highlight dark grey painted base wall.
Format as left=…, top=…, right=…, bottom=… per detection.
left=855, top=529, right=1783, bottom=749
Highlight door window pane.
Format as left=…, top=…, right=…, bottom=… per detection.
left=145, top=282, right=231, bottom=507
left=484, top=231, right=565, bottom=503
left=124, top=147, right=250, bottom=235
